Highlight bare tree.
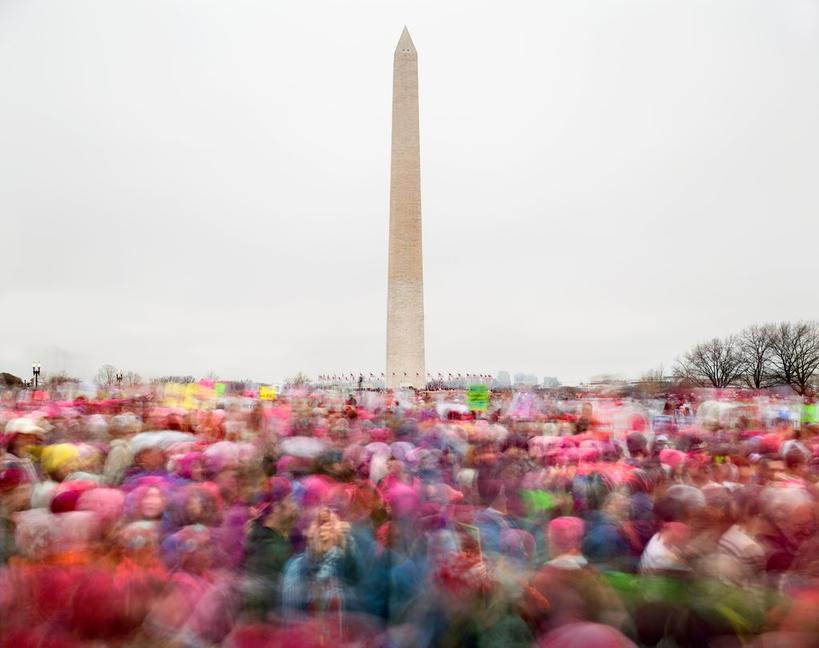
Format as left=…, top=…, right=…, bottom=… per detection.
left=738, top=324, right=775, bottom=389
left=769, top=321, right=819, bottom=395
left=123, top=371, right=143, bottom=387
left=284, top=372, right=311, bottom=388
left=44, top=371, right=81, bottom=389
left=151, top=375, right=195, bottom=384
left=94, top=364, right=118, bottom=388
left=674, top=336, right=745, bottom=388
left=636, top=365, right=669, bottom=397
left=641, top=365, right=666, bottom=383
left=0, top=372, right=25, bottom=389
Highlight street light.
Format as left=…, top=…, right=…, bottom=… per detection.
left=32, top=362, right=41, bottom=389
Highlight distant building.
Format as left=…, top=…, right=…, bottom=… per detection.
left=493, top=371, right=512, bottom=389
left=514, top=373, right=538, bottom=387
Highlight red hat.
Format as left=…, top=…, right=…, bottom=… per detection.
left=50, top=489, right=84, bottom=514
left=50, top=480, right=96, bottom=514
left=0, top=466, right=27, bottom=493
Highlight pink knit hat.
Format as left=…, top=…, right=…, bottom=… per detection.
left=548, top=516, right=585, bottom=555
left=659, top=448, right=686, bottom=470
left=537, top=621, right=637, bottom=647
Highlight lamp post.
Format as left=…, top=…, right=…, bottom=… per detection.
left=32, top=362, right=41, bottom=389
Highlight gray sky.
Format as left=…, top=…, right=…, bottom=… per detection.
left=1, top=0, right=818, bottom=385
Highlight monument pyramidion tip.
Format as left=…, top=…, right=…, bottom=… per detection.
left=395, top=26, right=416, bottom=54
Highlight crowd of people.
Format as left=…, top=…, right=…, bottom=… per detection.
left=0, top=385, right=818, bottom=647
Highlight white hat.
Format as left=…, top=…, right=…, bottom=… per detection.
left=4, top=418, right=45, bottom=436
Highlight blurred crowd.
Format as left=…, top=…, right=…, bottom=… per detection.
left=1, top=386, right=818, bottom=647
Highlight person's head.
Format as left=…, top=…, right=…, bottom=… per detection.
left=602, top=491, right=630, bottom=522
left=785, top=447, right=808, bottom=475
left=763, top=486, right=815, bottom=544
left=255, top=475, right=293, bottom=526
left=135, top=447, right=167, bottom=472
left=174, top=483, right=220, bottom=526
left=263, top=494, right=297, bottom=533
left=548, top=516, right=584, bottom=557
left=386, top=457, right=403, bottom=477
left=692, top=484, right=731, bottom=533
left=783, top=502, right=816, bottom=545
left=140, top=486, right=165, bottom=520
left=41, top=443, right=81, bottom=481
left=627, top=469, right=654, bottom=495
left=7, top=433, right=42, bottom=459
left=476, top=472, right=504, bottom=509
left=110, top=413, right=141, bottom=439
left=652, top=494, right=690, bottom=542
left=626, top=432, right=648, bottom=457
left=185, top=490, right=204, bottom=519
left=307, top=506, right=350, bottom=556
left=0, top=466, right=31, bottom=515
left=163, top=524, right=212, bottom=573
left=173, top=452, right=205, bottom=481
left=4, top=419, right=45, bottom=457
left=730, top=486, right=761, bottom=530
left=119, top=520, right=160, bottom=559
left=214, top=468, right=239, bottom=503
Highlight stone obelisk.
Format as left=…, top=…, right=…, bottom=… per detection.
left=386, top=27, right=425, bottom=390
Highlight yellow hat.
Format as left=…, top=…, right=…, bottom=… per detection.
left=41, top=443, right=80, bottom=476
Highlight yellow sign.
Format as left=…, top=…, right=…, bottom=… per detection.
left=259, top=385, right=277, bottom=401
left=163, top=383, right=185, bottom=408
left=183, top=383, right=199, bottom=410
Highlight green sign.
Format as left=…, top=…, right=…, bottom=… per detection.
left=467, top=384, right=490, bottom=411
left=522, top=489, right=556, bottom=516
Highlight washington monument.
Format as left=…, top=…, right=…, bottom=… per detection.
left=386, top=27, right=425, bottom=390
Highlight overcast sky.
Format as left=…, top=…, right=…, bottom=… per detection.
left=1, top=0, right=817, bottom=385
